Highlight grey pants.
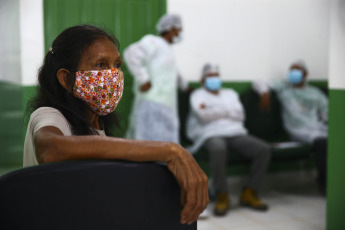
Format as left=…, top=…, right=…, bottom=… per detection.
left=203, top=135, right=271, bottom=193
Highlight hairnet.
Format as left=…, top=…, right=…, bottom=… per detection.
left=202, top=63, right=219, bottom=77
left=156, top=14, right=182, bottom=33
left=291, top=59, right=308, bottom=73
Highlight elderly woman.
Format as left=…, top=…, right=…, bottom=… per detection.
left=24, top=25, right=208, bottom=224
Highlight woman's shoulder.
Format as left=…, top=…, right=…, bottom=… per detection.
left=29, top=107, right=72, bottom=135
left=32, top=106, right=61, bottom=113
left=29, top=107, right=69, bottom=127
left=30, top=107, right=64, bottom=118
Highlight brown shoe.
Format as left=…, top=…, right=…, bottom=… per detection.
left=240, top=188, right=268, bottom=211
left=214, top=192, right=230, bottom=216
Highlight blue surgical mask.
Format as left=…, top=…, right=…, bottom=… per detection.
left=205, top=77, right=222, bottom=91
left=288, top=69, right=303, bottom=84
left=172, top=31, right=183, bottom=43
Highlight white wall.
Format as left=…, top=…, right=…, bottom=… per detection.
left=328, top=0, right=345, bottom=89
left=0, top=0, right=21, bottom=84
left=20, top=0, right=44, bottom=86
left=0, top=0, right=44, bottom=85
left=168, top=0, right=330, bottom=82
left=0, top=0, right=333, bottom=85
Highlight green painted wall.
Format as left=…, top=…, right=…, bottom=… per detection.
left=190, top=80, right=328, bottom=94
left=44, top=0, right=166, bottom=52
left=327, top=89, right=345, bottom=230
left=0, top=81, right=24, bottom=174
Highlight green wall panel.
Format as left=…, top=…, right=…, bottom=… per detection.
left=44, top=0, right=166, bottom=52
left=22, top=85, right=38, bottom=135
left=190, top=80, right=328, bottom=95
left=0, top=81, right=23, bottom=172
left=327, top=89, right=345, bottom=230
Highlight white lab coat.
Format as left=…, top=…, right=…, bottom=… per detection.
left=186, top=88, right=247, bottom=154
left=124, top=34, right=186, bottom=142
left=253, top=80, right=328, bottom=143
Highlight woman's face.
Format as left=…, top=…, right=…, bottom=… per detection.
left=78, top=37, right=122, bottom=71
left=71, top=37, right=124, bottom=118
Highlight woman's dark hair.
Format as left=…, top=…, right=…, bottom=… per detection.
left=26, top=24, right=121, bottom=136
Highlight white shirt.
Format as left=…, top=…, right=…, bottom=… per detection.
left=23, top=107, right=106, bottom=167
left=124, top=34, right=187, bottom=111
left=186, top=88, right=247, bottom=153
left=253, top=80, right=328, bottom=143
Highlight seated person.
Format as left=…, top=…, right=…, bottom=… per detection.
left=186, top=63, right=270, bottom=216
left=253, top=60, right=328, bottom=195
left=23, top=24, right=209, bottom=225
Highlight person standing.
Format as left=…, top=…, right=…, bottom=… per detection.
left=124, top=14, right=187, bottom=143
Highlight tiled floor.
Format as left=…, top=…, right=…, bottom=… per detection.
left=198, top=170, right=326, bottom=230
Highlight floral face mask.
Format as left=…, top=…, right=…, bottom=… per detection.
left=73, top=68, right=124, bottom=116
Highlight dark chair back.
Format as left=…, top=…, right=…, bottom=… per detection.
left=240, top=89, right=286, bottom=142
left=0, top=160, right=196, bottom=230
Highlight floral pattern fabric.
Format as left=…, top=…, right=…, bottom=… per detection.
left=73, top=68, right=124, bottom=116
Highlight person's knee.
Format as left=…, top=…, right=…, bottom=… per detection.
left=257, top=143, right=271, bottom=161
left=208, top=145, right=227, bottom=157
left=205, top=138, right=226, bottom=151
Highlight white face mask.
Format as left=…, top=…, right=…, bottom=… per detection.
left=172, top=31, right=183, bottom=43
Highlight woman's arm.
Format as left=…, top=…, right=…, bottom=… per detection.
left=34, top=126, right=209, bottom=224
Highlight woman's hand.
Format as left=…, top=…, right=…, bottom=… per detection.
left=166, top=144, right=209, bottom=225
left=34, top=126, right=208, bottom=224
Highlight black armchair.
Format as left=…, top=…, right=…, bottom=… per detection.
left=0, top=160, right=197, bottom=230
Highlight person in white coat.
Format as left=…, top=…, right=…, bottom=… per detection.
left=253, top=60, right=328, bottom=195
left=186, top=64, right=271, bottom=216
left=124, top=14, right=187, bottom=143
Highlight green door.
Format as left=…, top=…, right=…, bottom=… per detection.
left=43, top=0, right=167, bottom=136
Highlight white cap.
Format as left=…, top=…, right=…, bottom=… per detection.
left=291, top=59, right=308, bottom=72
left=202, top=63, right=219, bottom=77
left=156, top=14, right=182, bottom=33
